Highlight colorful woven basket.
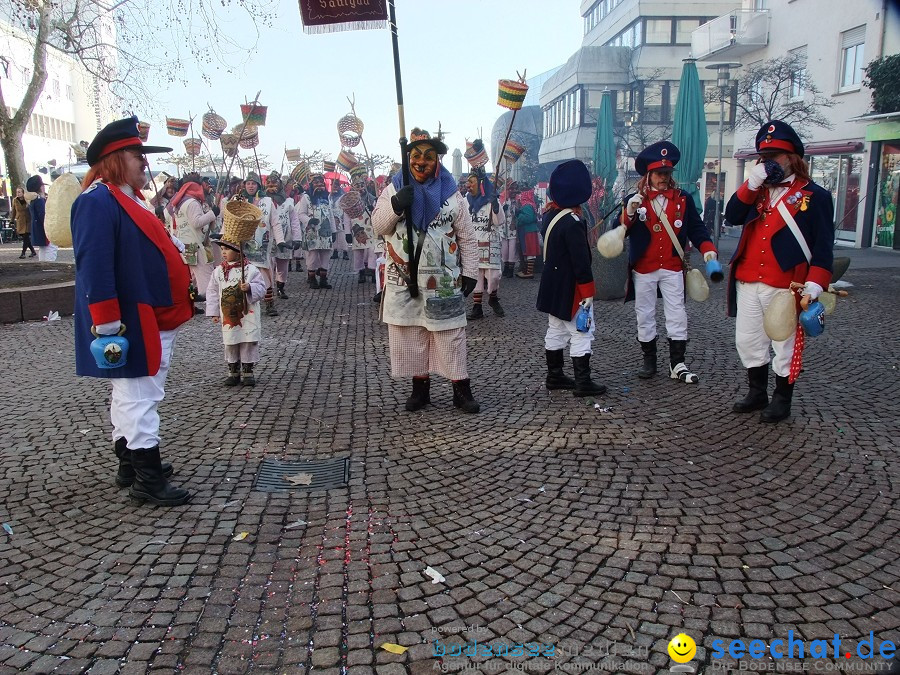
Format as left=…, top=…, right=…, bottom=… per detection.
left=220, top=133, right=239, bottom=157
left=290, top=161, right=311, bottom=186
left=497, top=79, right=529, bottom=110
left=337, top=114, right=364, bottom=148
left=232, top=124, right=259, bottom=150
left=336, top=149, right=359, bottom=172
left=285, top=148, right=303, bottom=163
left=349, top=164, right=368, bottom=181
left=223, top=199, right=263, bottom=243
left=184, top=138, right=202, bottom=156
left=339, top=190, right=365, bottom=219
left=323, top=160, right=336, bottom=173
left=166, top=117, right=190, bottom=137
left=503, top=140, right=526, bottom=163
left=137, top=121, right=151, bottom=142
left=201, top=112, right=227, bottom=140
left=241, top=103, right=267, bottom=127
left=464, top=139, right=489, bottom=169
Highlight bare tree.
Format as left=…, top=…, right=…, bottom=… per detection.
left=724, top=53, right=835, bottom=136
left=0, top=0, right=277, bottom=186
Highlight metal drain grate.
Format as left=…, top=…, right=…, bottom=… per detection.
left=253, top=457, right=350, bottom=492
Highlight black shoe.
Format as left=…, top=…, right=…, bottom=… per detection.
left=308, top=275, right=319, bottom=288
left=405, top=377, right=431, bottom=411
left=265, top=301, right=279, bottom=316
left=342, top=251, right=350, bottom=260
left=318, top=276, right=332, bottom=289
left=193, top=306, right=205, bottom=315
left=452, top=378, right=480, bottom=413
left=637, top=338, right=657, bottom=379
left=114, top=438, right=173, bottom=488
left=28, top=252, right=37, bottom=257
left=129, top=446, right=190, bottom=505
left=760, top=375, right=794, bottom=423
left=733, top=366, right=769, bottom=413
left=358, top=270, right=367, bottom=284
left=276, top=283, right=288, bottom=299
left=467, top=303, right=484, bottom=320
left=571, top=354, right=607, bottom=397
left=488, top=296, right=505, bottom=317
left=18, top=254, right=25, bottom=259
left=545, top=349, right=575, bottom=390
left=373, top=291, right=382, bottom=304
left=224, top=362, right=241, bottom=386
left=331, top=250, right=339, bottom=259
left=241, top=363, right=256, bottom=387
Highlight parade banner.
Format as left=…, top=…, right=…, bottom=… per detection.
left=298, top=0, right=388, bottom=34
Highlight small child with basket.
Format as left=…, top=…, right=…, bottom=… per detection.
left=206, top=200, right=268, bottom=386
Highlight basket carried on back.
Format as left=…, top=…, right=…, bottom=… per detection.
left=339, top=190, right=365, bottom=219
left=223, top=199, right=263, bottom=243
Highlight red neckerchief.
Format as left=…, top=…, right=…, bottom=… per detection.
left=220, top=258, right=244, bottom=282
left=647, top=188, right=677, bottom=201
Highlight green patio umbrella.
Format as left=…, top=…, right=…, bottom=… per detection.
left=672, top=59, right=708, bottom=212
left=592, top=90, right=617, bottom=222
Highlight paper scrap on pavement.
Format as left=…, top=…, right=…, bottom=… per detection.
left=284, top=520, right=307, bottom=530
left=380, top=643, right=408, bottom=654
left=2, top=523, right=12, bottom=535
left=424, top=566, right=445, bottom=584
left=284, top=473, right=313, bottom=486
left=233, top=532, right=249, bottom=541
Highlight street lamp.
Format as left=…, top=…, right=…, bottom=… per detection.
left=705, top=62, right=740, bottom=248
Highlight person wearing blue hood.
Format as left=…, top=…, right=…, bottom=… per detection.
left=465, top=165, right=506, bottom=319
left=372, top=128, right=480, bottom=414
left=536, top=160, right=606, bottom=397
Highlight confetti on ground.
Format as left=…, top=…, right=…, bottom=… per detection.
left=284, top=473, right=313, bottom=486
left=380, top=643, right=408, bottom=654
left=78, top=429, right=91, bottom=435
left=284, top=520, right=307, bottom=530
left=233, top=532, right=249, bottom=541
left=594, top=404, right=614, bottom=412
left=2, top=523, right=12, bottom=535
left=423, top=566, right=445, bottom=584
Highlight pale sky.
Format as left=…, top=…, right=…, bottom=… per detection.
left=144, top=0, right=582, bottom=177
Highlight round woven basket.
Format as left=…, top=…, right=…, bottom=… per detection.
left=202, top=112, right=227, bottom=140
left=137, top=121, right=151, bottom=142
left=337, top=149, right=359, bottom=172
left=503, top=140, right=526, bottom=163
left=224, top=200, right=263, bottom=242
left=497, top=79, right=529, bottom=110
left=291, top=161, right=311, bottom=185
left=184, top=138, right=202, bottom=156
left=166, top=117, right=190, bottom=137
left=232, top=124, right=259, bottom=149
left=220, top=133, right=239, bottom=157
left=241, top=103, right=267, bottom=127
left=339, top=190, right=365, bottom=219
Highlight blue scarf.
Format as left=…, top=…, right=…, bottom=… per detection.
left=391, top=166, right=458, bottom=232
left=466, top=176, right=493, bottom=216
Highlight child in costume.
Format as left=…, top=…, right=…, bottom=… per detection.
left=206, top=228, right=268, bottom=386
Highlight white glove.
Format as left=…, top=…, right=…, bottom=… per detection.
left=626, top=193, right=643, bottom=217
left=703, top=251, right=718, bottom=263
left=747, top=162, right=769, bottom=191
left=95, top=320, right=122, bottom=336
left=803, top=281, right=823, bottom=301
left=580, top=297, right=593, bottom=309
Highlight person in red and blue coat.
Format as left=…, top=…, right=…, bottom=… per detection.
left=536, top=160, right=606, bottom=398
left=72, top=116, right=193, bottom=506
left=725, top=120, right=833, bottom=423
left=617, top=141, right=717, bottom=384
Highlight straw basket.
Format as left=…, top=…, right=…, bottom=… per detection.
left=201, top=112, right=227, bottom=140
left=241, top=103, right=267, bottom=126
left=349, top=164, right=368, bottom=181
left=223, top=200, right=264, bottom=243
left=464, top=140, right=488, bottom=169
left=503, top=140, right=526, bottom=163
left=339, top=190, right=365, bottom=219
left=232, top=124, right=259, bottom=149
left=220, top=133, right=239, bottom=157
left=184, top=138, right=202, bottom=156
left=285, top=148, right=303, bottom=163
left=137, top=121, right=151, bottom=142
left=290, top=161, right=311, bottom=186
left=337, top=114, right=364, bottom=148
left=323, top=160, right=336, bottom=173
left=497, top=79, right=529, bottom=110
left=166, top=117, right=190, bottom=137
left=337, top=149, right=359, bottom=172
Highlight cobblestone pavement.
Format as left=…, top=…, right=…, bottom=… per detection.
left=0, top=248, right=898, bottom=675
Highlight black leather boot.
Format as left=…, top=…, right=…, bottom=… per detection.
left=668, top=339, right=698, bottom=383
left=331, top=250, right=339, bottom=259
left=114, top=438, right=172, bottom=487
left=571, top=354, right=607, bottom=397
left=488, top=294, right=505, bottom=317
left=760, top=375, right=794, bottom=423
left=224, top=361, right=241, bottom=386
left=358, top=270, right=367, bottom=284
left=405, top=377, right=430, bottom=412
left=265, top=298, right=279, bottom=316
left=241, top=363, right=256, bottom=387
left=129, top=446, right=190, bottom=505
left=308, top=273, right=319, bottom=288
left=452, top=379, right=480, bottom=413
left=733, top=366, right=769, bottom=413
left=276, top=282, right=288, bottom=299
left=637, top=338, right=657, bottom=379
left=317, top=270, right=332, bottom=289
left=467, top=303, right=484, bottom=320
left=545, top=349, right=575, bottom=390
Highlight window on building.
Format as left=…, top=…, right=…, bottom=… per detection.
left=645, top=19, right=672, bottom=44
left=840, top=26, right=865, bottom=89
left=667, top=81, right=679, bottom=121
left=753, top=0, right=768, bottom=8
left=675, top=19, right=702, bottom=44
left=52, top=79, right=60, bottom=98
left=790, top=46, right=808, bottom=99
left=66, top=85, right=73, bottom=101
left=641, top=82, right=665, bottom=123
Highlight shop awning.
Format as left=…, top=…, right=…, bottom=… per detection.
left=734, top=140, right=864, bottom=159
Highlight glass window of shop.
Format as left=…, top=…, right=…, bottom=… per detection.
left=808, top=153, right=864, bottom=244
left=873, top=142, right=900, bottom=249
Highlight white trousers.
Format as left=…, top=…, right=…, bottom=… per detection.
left=735, top=281, right=796, bottom=377
left=544, top=306, right=595, bottom=357
left=633, top=268, right=687, bottom=342
left=110, top=329, right=178, bottom=450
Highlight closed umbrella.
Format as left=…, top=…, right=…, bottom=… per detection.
left=672, top=59, right=708, bottom=213
left=591, top=90, right=617, bottom=223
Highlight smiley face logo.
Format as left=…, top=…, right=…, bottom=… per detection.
left=667, top=633, right=696, bottom=663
